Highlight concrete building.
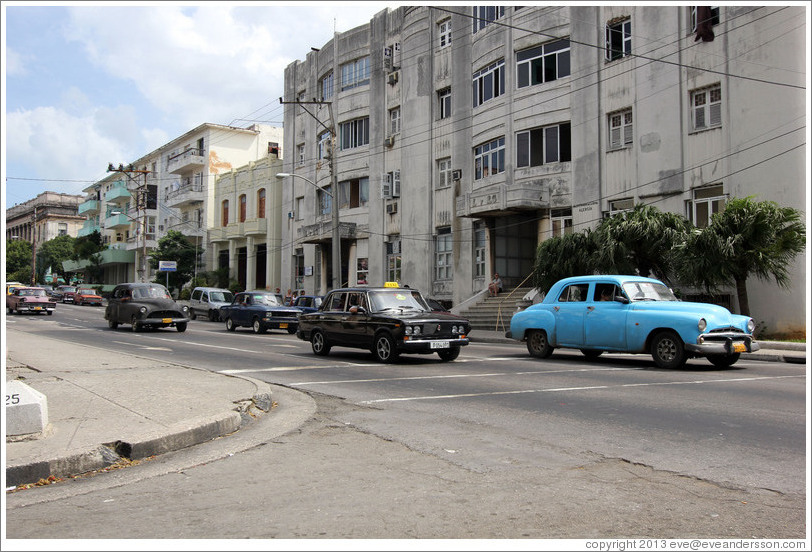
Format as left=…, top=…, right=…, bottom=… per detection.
left=6, top=191, right=84, bottom=245
left=281, top=5, right=806, bottom=335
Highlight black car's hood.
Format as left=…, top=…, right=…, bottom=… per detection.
left=377, top=310, right=468, bottom=323
left=137, top=298, right=184, bottom=310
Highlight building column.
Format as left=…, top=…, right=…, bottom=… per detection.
left=228, top=239, right=237, bottom=283
left=246, top=236, right=256, bottom=291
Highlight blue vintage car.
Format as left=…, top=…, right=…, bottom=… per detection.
left=507, top=275, right=760, bottom=369
left=219, top=291, right=302, bottom=334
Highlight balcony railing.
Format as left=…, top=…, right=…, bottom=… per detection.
left=167, top=148, right=206, bottom=174
left=78, top=199, right=100, bottom=215
left=165, top=182, right=204, bottom=208
left=104, top=183, right=131, bottom=203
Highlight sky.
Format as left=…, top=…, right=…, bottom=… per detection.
left=2, top=1, right=395, bottom=210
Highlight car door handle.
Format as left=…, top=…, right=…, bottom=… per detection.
left=553, top=306, right=560, bottom=312
left=587, top=306, right=595, bottom=311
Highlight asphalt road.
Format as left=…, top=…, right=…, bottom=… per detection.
left=4, top=303, right=808, bottom=540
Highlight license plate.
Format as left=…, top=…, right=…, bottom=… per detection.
left=162, top=318, right=172, bottom=323
left=430, top=340, right=450, bottom=349
left=279, top=323, right=288, bottom=329
left=34, top=306, right=42, bottom=310
left=732, top=342, right=746, bottom=353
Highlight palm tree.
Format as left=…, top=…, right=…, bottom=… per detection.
left=532, top=229, right=599, bottom=292
left=592, top=204, right=692, bottom=284
left=677, top=197, right=806, bottom=316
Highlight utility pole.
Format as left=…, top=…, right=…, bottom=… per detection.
left=30, top=205, right=39, bottom=285
left=279, top=96, right=341, bottom=290
left=108, top=163, right=151, bottom=282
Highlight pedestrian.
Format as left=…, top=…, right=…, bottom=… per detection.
left=488, top=273, right=502, bottom=297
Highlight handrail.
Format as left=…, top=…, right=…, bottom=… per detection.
left=495, top=271, right=535, bottom=332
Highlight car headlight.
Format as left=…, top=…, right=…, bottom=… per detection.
left=747, top=319, right=756, bottom=333
left=140, top=306, right=148, bottom=313
left=404, top=326, right=421, bottom=336
left=697, top=318, right=707, bottom=332
left=182, top=305, right=188, bottom=312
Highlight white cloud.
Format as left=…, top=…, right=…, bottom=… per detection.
left=4, top=46, right=32, bottom=77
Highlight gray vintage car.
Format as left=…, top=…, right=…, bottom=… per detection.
left=105, top=283, right=190, bottom=332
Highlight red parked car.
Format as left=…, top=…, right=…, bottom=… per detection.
left=75, top=287, right=103, bottom=306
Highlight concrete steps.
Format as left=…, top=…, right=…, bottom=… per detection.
left=459, top=287, right=535, bottom=332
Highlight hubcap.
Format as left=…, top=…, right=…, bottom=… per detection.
left=657, top=339, right=677, bottom=361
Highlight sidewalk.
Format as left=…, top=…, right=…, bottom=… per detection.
left=4, top=327, right=806, bottom=489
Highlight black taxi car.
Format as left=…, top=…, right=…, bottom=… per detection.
left=105, top=283, right=190, bottom=332
left=296, top=284, right=471, bottom=362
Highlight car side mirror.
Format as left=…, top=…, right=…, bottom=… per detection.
left=616, top=296, right=629, bottom=304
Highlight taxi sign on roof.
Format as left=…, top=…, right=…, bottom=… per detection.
left=383, top=281, right=400, bottom=288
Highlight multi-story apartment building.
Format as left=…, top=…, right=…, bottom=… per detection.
left=280, top=5, right=805, bottom=335
left=6, top=191, right=84, bottom=245
left=70, top=123, right=283, bottom=284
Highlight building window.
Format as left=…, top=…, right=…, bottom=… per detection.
left=605, top=18, right=631, bottom=61
left=473, top=59, right=505, bottom=107
left=295, top=196, right=304, bottom=221
left=320, top=71, right=334, bottom=100
left=389, top=107, right=401, bottom=135
left=340, top=57, right=370, bottom=91
left=297, top=144, right=305, bottom=165
left=438, top=18, right=452, bottom=48
left=294, top=248, right=305, bottom=290
left=474, top=137, right=505, bottom=180
left=516, top=123, right=571, bottom=167
left=318, top=185, right=332, bottom=216
left=689, top=185, right=726, bottom=227
left=387, top=237, right=401, bottom=283
left=608, top=109, right=633, bottom=150
left=339, top=177, right=369, bottom=209
left=472, top=6, right=505, bottom=33
left=691, top=85, right=722, bottom=131
left=318, top=130, right=331, bottom=160
left=517, top=38, right=570, bottom=88
left=356, top=258, right=368, bottom=285
left=438, top=88, right=451, bottom=119
left=690, top=6, right=720, bottom=32
left=257, top=189, right=266, bottom=218
left=146, top=216, right=156, bottom=241
left=551, top=208, right=573, bottom=237
left=238, top=194, right=247, bottom=223
left=474, top=221, right=486, bottom=278
left=437, top=158, right=452, bottom=189
left=608, top=198, right=634, bottom=217
left=297, top=91, right=306, bottom=113
left=435, top=228, right=453, bottom=280
left=339, top=117, right=369, bottom=150
left=221, top=200, right=229, bottom=227
left=58, top=223, right=68, bottom=236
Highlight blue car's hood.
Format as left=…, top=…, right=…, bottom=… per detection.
left=630, top=300, right=746, bottom=324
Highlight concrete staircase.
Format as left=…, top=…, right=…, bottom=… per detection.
left=458, top=287, right=535, bottom=333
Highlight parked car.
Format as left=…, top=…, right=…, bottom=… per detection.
left=105, top=283, right=190, bottom=332
left=219, top=291, right=302, bottom=334
left=53, top=285, right=78, bottom=303
left=74, top=287, right=103, bottom=306
left=6, top=281, right=25, bottom=295
left=189, top=287, right=234, bottom=321
left=292, top=294, right=323, bottom=314
left=6, top=286, right=56, bottom=315
left=506, top=275, right=760, bottom=369
left=296, top=284, right=471, bottom=363
left=33, top=284, right=54, bottom=297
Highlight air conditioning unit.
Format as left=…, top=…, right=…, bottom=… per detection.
left=384, top=136, right=395, bottom=148
left=388, top=71, right=399, bottom=86
left=288, top=211, right=295, bottom=219
left=452, top=169, right=462, bottom=181
left=386, top=202, right=398, bottom=214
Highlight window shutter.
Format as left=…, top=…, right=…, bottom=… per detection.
left=610, top=127, right=621, bottom=148
left=392, top=170, right=401, bottom=197
left=694, top=107, right=706, bottom=129
left=381, top=174, right=392, bottom=199
left=623, top=122, right=633, bottom=145
left=605, top=26, right=611, bottom=60
left=709, top=103, right=721, bottom=126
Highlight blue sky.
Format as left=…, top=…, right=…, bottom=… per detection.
left=2, top=2, right=392, bottom=209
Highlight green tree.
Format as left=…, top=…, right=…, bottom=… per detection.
left=36, top=234, right=75, bottom=284
left=149, top=230, right=201, bottom=293
left=531, top=229, right=599, bottom=292
left=677, top=197, right=806, bottom=317
left=6, top=239, right=33, bottom=281
left=592, top=204, right=692, bottom=284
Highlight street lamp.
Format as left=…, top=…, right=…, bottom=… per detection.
left=110, top=209, right=147, bottom=283
left=277, top=172, right=341, bottom=290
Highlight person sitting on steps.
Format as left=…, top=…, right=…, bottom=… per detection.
left=488, top=273, right=503, bottom=297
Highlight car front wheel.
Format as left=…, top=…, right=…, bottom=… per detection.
left=650, top=330, right=686, bottom=369
left=225, top=318, right=236, bottom=332
left=707, top=353, right=740, bottom=368
left=208, top=310, right=219, bottom=322
left=373, top=333, right=399, bottom=363
left=311, top=330, right=331, bottom=356
left=176, top=322, right=187, bottom=333
left=108, top=318, right=118, bottom=329
left=580, top=349, right=603, bottom=360
left=189, top=310, right=196, bottom=320
left=131, top=316, right=141, bottom=332
left=252, top=318, right=267, bottom=334
left=526, top=329, right=553, bottom=358
left=437, top=347, right=460, bottom=362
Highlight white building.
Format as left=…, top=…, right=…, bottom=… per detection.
left=280, top=5, right=804, bottom=335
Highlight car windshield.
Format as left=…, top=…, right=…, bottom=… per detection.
left=253, top=294, right=281, bottom=306
left=368, top=290, right=430, bottom=312
left=622, top=282, right=678, bottom=302
left=209, top=291, right=233, bottom=302
left=20, top=289, right=46, bottom=297
left=132, top=285, right=171, bottom=299
left=78, top=289, right=95, bottom=294
left=62, top=287, right=77, bottom=292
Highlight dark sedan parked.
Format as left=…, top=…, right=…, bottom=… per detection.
left=219, top=291, right=302, bottom=334
left=105, top=283, right=190, bottom=332
left=296, top=284, right=471, bottom=362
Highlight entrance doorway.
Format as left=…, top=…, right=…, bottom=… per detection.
left=491, top=215, right=536, bottom=288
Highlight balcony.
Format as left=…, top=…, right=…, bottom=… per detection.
left=104, top=213, right=133, bottom=230
left=208, top=227, right=228, bottom=243
left=243, top=218, right=268, bottom=236
left=104, top=182, right=131, bottom=203
left=77, top=221, right=101, bottom=237
left=167, top=148, right=206, bottom=175
left=165, top=182, right=205, bottom=208
left=78, top=199, right=100, bottom=215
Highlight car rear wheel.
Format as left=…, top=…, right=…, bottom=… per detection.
left=373, top=333, right=399, bottom=363
left=580, top=349, right=603, bottom=360
left=225, top=318, right=236, bottom=332
left=252, top=318, right=267, bottom=334
left=526, top=330, right=553, bottom=358
left=176, top=322, right=187, bottom=333
left=437, top=347, right=460, bottom=362
left=707, top=353, right=740, bottom=368
left=311, top=330, right=331, bottom=356
left=650, top=330, right=686, bottom=369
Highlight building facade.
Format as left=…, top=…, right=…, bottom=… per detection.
left=6, top=191, right=84, bottom=246
left=281, top=6, right=806, bottom=335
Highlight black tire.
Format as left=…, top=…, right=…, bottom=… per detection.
left=526, top=329, right=554, bottom=358
left=311, top=330, right=331, bottom=356
left=189, top=310, right=196, bottom=320
left=225, top=317, right=236, bottom=332
left=707, top=353, right=740, bottom=368
left=47, top=311, right=53, bottom=316
left=437, top=347, right=460, bottom=362
left=131, top=316, right=141, bottom=332
left=7, top=306, right=13, bottom=315
left=287, top=325, right=297, bottom=334
left=373, top=333, right=399, bottom=363
left=580, top=349, right=603, bottom=360
left=252, top=318, right=267, bottom=334
left=650, top=330, right=687, bottom=369
left=176, top=322, right=187, bottom=333
left=108, top=318, right=118, bottom=329
left=208, top=310, right=218, bottom=322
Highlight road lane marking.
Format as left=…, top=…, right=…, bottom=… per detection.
left=357, top=374, right=805, bottom=404
left=221, top=362, right=388, bottom=374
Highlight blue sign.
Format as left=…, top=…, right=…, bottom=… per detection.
left=158, top=261, right=177, bottom=272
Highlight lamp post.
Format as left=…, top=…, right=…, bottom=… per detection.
left=110, top=209, right=147, bottom=282
left=277, top=172, right=341, bottom=291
